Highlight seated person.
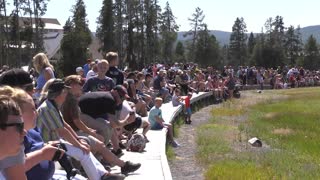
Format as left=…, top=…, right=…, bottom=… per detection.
left=62, top=75, right=141, bottom=175
left=37, top=79, right=125, bottom=180
left=148, top=98, right=179, bottom=148
left=0, top=96, right=26, bottom=179
left=171, top=88, right=184, bottom=107
left=127, top=79, right=148, bottom=117
left=79, top=85, right=136, bottom=157
left=120, top=100, right=150, bottom=142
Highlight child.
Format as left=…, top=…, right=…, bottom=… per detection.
left=184, top=92, right=193, bottom=124
left=148, top=97, right=180, bottom=147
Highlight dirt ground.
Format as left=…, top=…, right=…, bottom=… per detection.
left=168, top=105, right=217, bottom=180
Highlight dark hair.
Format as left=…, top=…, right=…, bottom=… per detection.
left=0, top=68, right=33, bottom=87
left=0, top=95, right=21, bottom=126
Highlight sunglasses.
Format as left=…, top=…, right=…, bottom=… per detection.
left=0, top=122, right=24, bottom=134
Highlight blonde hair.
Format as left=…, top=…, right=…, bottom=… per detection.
left=33, top=53, right=54, bottom=73
left=105, top=52, right=118, bottom=62
left=155, top=97, right=163, bottom=102
left=64, top=75, right=82, bottom=86
left=98, top=59, right=109, bottom=66
left=0, top=86, right=31, bottom=110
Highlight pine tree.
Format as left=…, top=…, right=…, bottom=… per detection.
left=184, top=7, right=205, bottom=61
left=60, top=0, right=92, bottom=76
left=284, top=25, right=303, bottom=66
left=159, top=1, right=178, bottom=63
left=247, top=32, right=255, bottom=56
left=303, top=35, right=319, bottom=70
left=229, top=17, right=247, bottom=66
left=195, top=24, right=220, bottom=67
left=175, top=41, right=185, bottom=62
left=96, top=0, right=114, bottom=54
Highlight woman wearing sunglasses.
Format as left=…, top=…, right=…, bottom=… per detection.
left=0, top=95, right=26, bottom=179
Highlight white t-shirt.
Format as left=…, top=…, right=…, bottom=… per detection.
left=120, top=100, right=133, bottom=120
left=86, top=70, right=96, bottom=80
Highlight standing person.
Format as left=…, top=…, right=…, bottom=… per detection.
left=184, top=92, right=193, bottom=124
left=105, top=52, right=124, bottom=85
left=83, top=60, right=115, bottom=92
left=148, top=98, right=179, bottom=148
left=0, top=96, right=26, bottom=179
left=83, top=59, right=92, bottom=77
left=32, top=53, right=55, bottom=100
left=37, top=79, right=125, bottom=180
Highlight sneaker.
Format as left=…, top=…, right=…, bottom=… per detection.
left=171, top=141, right=180, bottom=148
left=119, top=142, right=126, bottom=149
left=101, top=173, right=126, bottom=180
left=111, top=149, right=124, bottom=157
left=121, top=161, right=141, bottom=175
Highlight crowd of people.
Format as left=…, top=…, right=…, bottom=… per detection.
left=1, top=50, right=318, bottom=180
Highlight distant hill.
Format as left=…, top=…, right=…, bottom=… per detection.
left=176, top=25, right=320, bottom=46
left=177, top=30, right=231, bottom=46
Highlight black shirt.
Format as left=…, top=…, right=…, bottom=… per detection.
left=79, top=92, right=116, bottom=118
left=106, top=66, right=124, bottom=85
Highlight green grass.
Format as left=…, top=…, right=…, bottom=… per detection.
left=198, top=87, right=320, bottom=179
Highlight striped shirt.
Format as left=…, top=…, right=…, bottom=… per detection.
left=36, top=100, right=64, bottom=142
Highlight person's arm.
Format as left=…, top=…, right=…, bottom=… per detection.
left=154, top=115, right=164, bottom=125
left=3, top=164, right=27, bottom=180
left=73, top=118, right=104, bottom=142
left=56, top=127, right=90, bottom=154
left=44, top=68, right=54, bottom=81
left=24, top=145, right=64, bottom=171
left=109, top=111, right=135, bottom=128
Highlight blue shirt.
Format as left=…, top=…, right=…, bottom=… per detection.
left=148, top=107, right=162, bottom=128
left=24, top=128, right=55, bottom=180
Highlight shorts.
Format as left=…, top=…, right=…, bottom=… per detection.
left=124, top=117, right=142, bottom=132
left=77, top=131, right=96, bottom=146
left=151, top=122, right=163, bottom=130
left=186, top=107, right=192, bottom=115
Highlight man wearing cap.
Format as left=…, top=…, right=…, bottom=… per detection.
left=37, top=79, right=125, bottom=180
left=79, top=85, right=135, bottom=156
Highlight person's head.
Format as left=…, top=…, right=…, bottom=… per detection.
left=154, top=97, right=163, bottom=108
left=111, top=85, right=130, bottom=105
left=174, top=88, right=181, bottom=95
left=76, top=67, right=84, bottom=77
left=0, top=95, right=25, bottom=159
left=136, top=72, right=144, bottom=81
left=105, top=52, right=119, bottom=66
left=0, top=86, right=37, bottom=131
left=0, top=68, right=34, bottom=96
left=97, top=59, right=109, bottom=76
left=40, top=79, right=70, bottom=105
left=187, top=92, right=193, bottom=98
left=64, top=75, right=83, bottom=97
left=87, top=59, right=92, bottom=65
left=32, top=52, right=54, bottom=73
left=145, top=73, right=152, bottom=82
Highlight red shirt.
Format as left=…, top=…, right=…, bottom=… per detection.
left=185, top=96, right=191, bottom=108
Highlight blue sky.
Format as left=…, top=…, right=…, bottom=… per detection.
left=41, top=0, right=320, bottom=33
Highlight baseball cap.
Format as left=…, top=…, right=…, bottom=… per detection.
left=113, top=85, right=130, bottom=99
left=48, top=79, right=71, bottom=94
